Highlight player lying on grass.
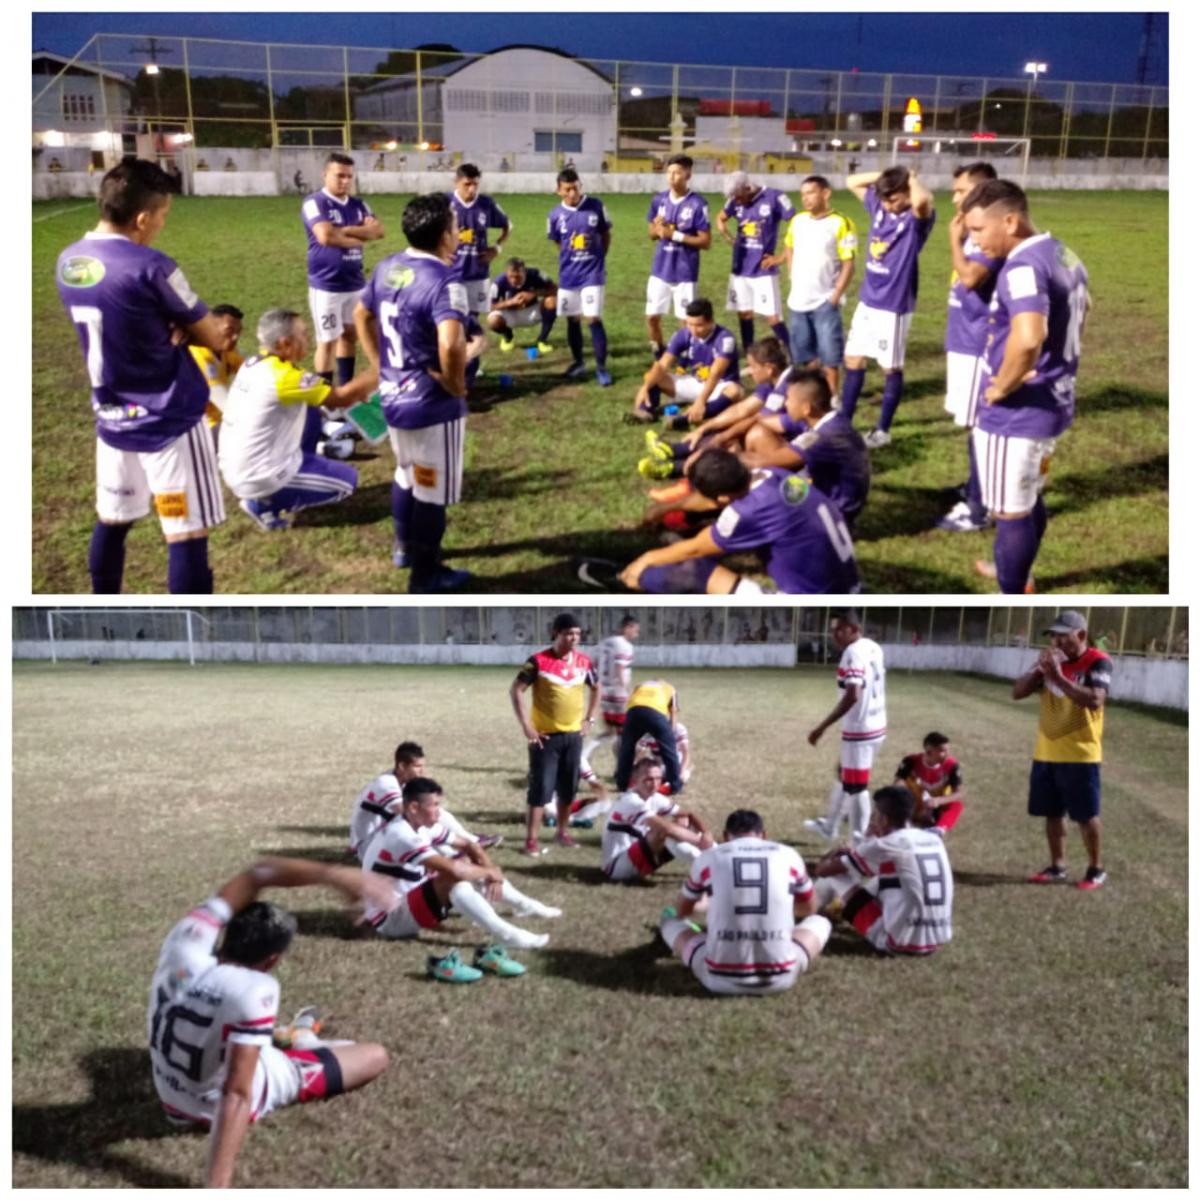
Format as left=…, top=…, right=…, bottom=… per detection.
left=659, top=808, right=831, bottom=996
left=601, top=757, right=712, bottom=882
left=894, top=731, right=965, bottom=836
left=350, top=739, right=504, bottom=859
left=148, top=857, right=393, bottom=1188
left=629, top=298, right=742, bottom=425
left=620, top=450, right=860, bottom=595
left=487, top=256, right=557, bottom=353
left=571, top=721, right=693, bottom=826
left=218, top=308, right=376, bottom=532
left=812, top=785, right=954, bottom=956
left=361, top=778, right=559, bottom=953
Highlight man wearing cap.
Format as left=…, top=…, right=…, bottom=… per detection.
left=510, top=613, right=599, bottom=856
left=1012, top=611, right=1112, bottom=889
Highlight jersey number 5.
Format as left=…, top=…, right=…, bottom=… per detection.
left=379, top=302, right=405, bottom=369
left=732, top=856, right=770, bottom=915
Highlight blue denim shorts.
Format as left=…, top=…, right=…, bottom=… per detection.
left=788, top=301, right=846, bottom=367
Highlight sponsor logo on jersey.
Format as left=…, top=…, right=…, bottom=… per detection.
left=384, top=265, right=416, bottom=290
left=59, top=256, right=106, bottom=287
left=781, top=474, right=811, bottom=506
left=869, top=237, right=891, bottom=260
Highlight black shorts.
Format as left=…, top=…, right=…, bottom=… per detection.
left=1028, top=760, right=1101, bottom=822
left=527, top=731, right=583, bottom=808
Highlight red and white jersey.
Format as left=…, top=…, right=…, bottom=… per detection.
left=845, top=827, right=953, bottom=953
left=597, top=634, right=635, bottom=713
left=682, top=838, right=814, bottom=982
left=895, top=753, right=962, bottom=799
left=601, top=788, right=678, bottom=867
left=635, top=721, right=689, bottom=759
left=349, top=771, right=405, bottom=858
left=837, top=636, right=887, bottom=738
left=147, top=896, right=280, bottom=1123
left=362, top=816, right=453, bottom=924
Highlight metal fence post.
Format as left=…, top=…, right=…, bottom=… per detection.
left=266, top=43, right=278, bottom=147
left=182, top=38, right=196, bottom=151
left=1060, top=81, right=1073, bottom=158
left=1141, top=86, right=1156, bottom=161
left=416, top=49, right=424, bottom=149
left=1118, top=606, right=1129, bottom=656
left=977, top=80, right=988, bottom=134
left=343, top=45, right=352, bottom=148
left=1103, top=84, right=1117, bottom=160
left=1164, top=607, right=1177, bottom=658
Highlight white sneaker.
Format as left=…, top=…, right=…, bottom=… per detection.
left=864, top=428, right=892, bottom=449
left=512, top=900, right=563, bottom=920
left=500, top=927, right=550, bottom=951
left=937, top=504, right=992, bottom=533
left=803, top=817, right=834, bottom=840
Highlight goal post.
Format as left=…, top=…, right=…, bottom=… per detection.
left=889, top=134, right=1031, bottom=182
left=46, top=608, right=210, bottom=666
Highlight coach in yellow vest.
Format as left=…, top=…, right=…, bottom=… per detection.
left=1012, top=610, right=1112, bottom=890
left=615, top=679, right=684, bottom=796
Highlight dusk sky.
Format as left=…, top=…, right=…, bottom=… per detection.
left=33, top=11, right=1168, bottom=86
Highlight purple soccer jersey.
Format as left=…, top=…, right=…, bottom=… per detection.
left=945, top=235, right=1003, bottom=355
left=976, top=233, right=1090, bottom=440
left=647, top=189, right=710, bottom=284
left=547, top=195, right=611, bottom=289
left=448, top=192, right=510, bottom=282
left=722, top=187, right=794, bottom=277
left=302, top=190, right=374, bottom=291
left=360, top=248, right=470, bottom=430
left=710, top=468, right=861, bottom=594
left=759, top=364, right=797, bottom=414
left=787, top=412, right=871, bottom=525
left=491, top=266, right=554, bottom=304
left=860, top=186, right=936, bottom=315
left=666, top=323, right=739, bottom=382
left=56, top=231, right=209, bottom=452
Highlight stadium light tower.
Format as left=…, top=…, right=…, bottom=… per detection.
left=1024, top=61, right=1048, bottom=84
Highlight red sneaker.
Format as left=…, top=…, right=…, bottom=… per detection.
left=554, top=832, right=580, bottom=849
left=521, top=839, right=548, bottom=857
left=1027, top=864, right=1068, bottom=884
left=1076, top=867, right=1108, bottom=890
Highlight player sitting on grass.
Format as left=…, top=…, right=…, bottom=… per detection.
left=621, top=450, right=860, bottom=595
left=148, top=856, right=393, bottom=1187
left=812, top=785, right=954, bottom=956
left=487, top=256, right=557, bottom=353
left=571, top=720, right=692, bottom=826
left=350, top=739, right=503, bottom=859
left=189, top=303, right=244, bottom=440
left=629, top=298, right=742, bottom=426
left=659, top=808, right=831, bottom=996
left=601, top=757, right=712, bottom=882
left=362, top=779, right=560, bottom=977
left=218, top=308, right=375, bottom=532
left=894, top=731, right=965, bottom=837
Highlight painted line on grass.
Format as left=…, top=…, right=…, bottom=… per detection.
left=32, top=203, right=94, bottom=224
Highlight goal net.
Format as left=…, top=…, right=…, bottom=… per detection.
left=44, top=608, right=210, bottom=665
left=889, top=134, right=1031, bottom=181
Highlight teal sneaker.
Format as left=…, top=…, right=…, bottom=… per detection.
left=473, top=944, right=527, bottom=977
left=427, top=949, right=483, bottom=983
left=660, top=905, right=701, bottom=933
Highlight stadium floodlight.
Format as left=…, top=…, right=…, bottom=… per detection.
left=1024, top=61, right=1048, bottom=81
left=145, top=62, right=160, bottom=76
left=629, top=86, right=643, bottom=97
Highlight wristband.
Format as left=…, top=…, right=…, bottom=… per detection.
left=671, top=230, right=685, bottom=243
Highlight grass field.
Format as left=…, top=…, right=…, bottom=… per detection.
left=32, top=187, right=1168, bottom=594
left=12, top=659, right=1187, bottom=1188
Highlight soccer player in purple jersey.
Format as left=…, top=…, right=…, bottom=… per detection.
left=354, top=194, right=472, bottom=593
left=962, top=180, right=1090, bottom=594
left=938, top=162, right=1002, bottom=533
left=620, top=449, right=860, bottom=595
left=841, top=165, right=936, bottom=449
left=56, top=159, right=228, bottom=594
left=486, top=257, right=557, bottom=353
left=448, top=163, right=511, bottom=317
left=715, top=172, right=794, bottom=356
left=645, top=154, right=712, bottom=359
left=547, top=168, right=614, bottom=385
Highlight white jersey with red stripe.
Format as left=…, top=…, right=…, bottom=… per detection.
left=837, top=637, right=887, bottom=738
left=147, top=896, right=280, bottom=1123
left=597, top=634, right=635, bottom=714
left=601, top=788, right=678, bottom=868
left=682, top=838, right=814, bottom=981
left=349, top=771, right=405, bottom=859
left=846, top=827, right=953, bottom=953
left=362, top=816, right=453, bottom=926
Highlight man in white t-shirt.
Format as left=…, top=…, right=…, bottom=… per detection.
left=148, top=857, right=393, bottom=1187
left=806, top=608, right=887, bottom=841
left=659, top=808, right=831, bottom=995
left=579, top=614, right=640, bottom=795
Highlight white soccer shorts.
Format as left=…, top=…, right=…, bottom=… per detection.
left=726, top=273, right=782, bottom=318
left=840, top=733, right=886, bottom=786
left=95, top=423, right=226, bottom=536
left=255, top=1043, right=306, bottom=1118
left=682, top=933, right=803, bottom=996
left=557, top=285, right=605, bottom=319
left=972, top=427, right=1056, bottom=516
left=845, top=303, right=913, bottom=370
left=603, top=847, right=650, bottom=883
left=308, top=286, right=364, bottom=343
left=945, top=351, right=986, bottom=428
left=387, top=417, right=466, bottom=506
left=463, top=278, right=492, bottom=315
left=645, top=275, right=696, bottom=318
left=671, top=375, right=740, bottom=405
left=497, top=303, right=542, bottom=328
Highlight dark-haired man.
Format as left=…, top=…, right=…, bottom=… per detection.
left=841, top=165, right=936, bottom=448
left=962, top=180, right=1090, bottom=594
left=894, top=731, right=965, bottom=836
left=148, top=857, right=393, bottom=1186
left=645, top=153, right=712, bottom=358
left=621, top=451, right=859, bottom=595
left=189, top=303, right=244, bottom=437
left=660, top=808, right=831, bottom=995
left=547, top=168, right=613, bottom=385
left=355, top=193, right=471, bottom=592
left=487, top=257, right=557, bottom=352
left=57, top=158, right=228, bottom=593
left=448, top=163, right=511, bottom=318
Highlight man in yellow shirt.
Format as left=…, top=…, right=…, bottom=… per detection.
left=615, top=679, right=684, bottom=796
left=1012, top=611, right=1112, bottom=890
left=188, top=303, right=245, bottom=433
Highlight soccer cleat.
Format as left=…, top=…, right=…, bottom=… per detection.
left=863, top=428, right=892, bottom=449
left=391, top=545, right=410, bottom=569
left=499, top=336, right=515, bottom=353
left=974, top=559, right=1035, bottom=594
left=1027, top=864, right=1069, bottom=884
left=475, top=833, right=504, bottom=850
left=638, top=455, right=674, bottom=481
left=239, top=498, right=292, bottom=532
left=554, top=832, right=581, bottom=849
left=567, top=816, right=594, bottom=829
left=644, top=429, right=673, bottom=461
left=409, top=566, right=473, bottom=594
left=595, top=368, right=614, bottom=388
left=536, top=341, right=554, bottom=355
left=521, top=838, right=549, bottom=857
left=660, top=904, right=702, bottom=934
left=1076, top=867, right=1108, bottom=890
left=803, top=817, right=834, bottom=840
left=273, top=1005, right=323, bottom=1048
left=318, top=436, right=356, bottom=460
left=473, top=944, right=526, bottom=977
left=623, top=405, right=658, bottom=425
left=427, top=949, right=484, bottom=984
left=937, top=503, right=993, bottom=533
left=563, top=361, right=588, bottom=380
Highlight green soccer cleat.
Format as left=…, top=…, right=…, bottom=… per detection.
left=499, top=336, right=515, bottom=353
left=536, top=341, right=554, bottom=354
left=643, top=429, right=673, bottom=462
left=638, top=455, right=674, bottom=481
left=473, top=944, right=527, bottom=977
left=427, top=949, right=483, bottom=983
